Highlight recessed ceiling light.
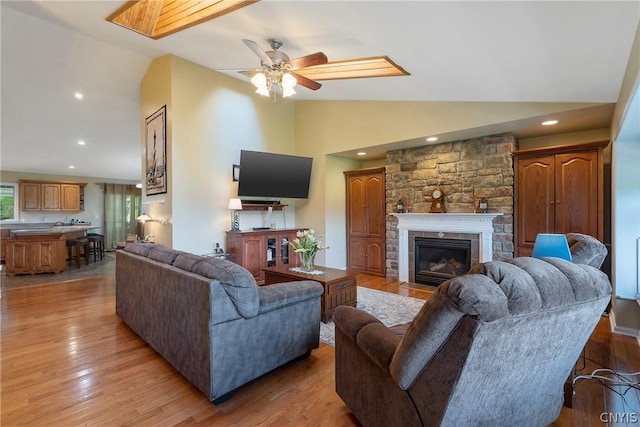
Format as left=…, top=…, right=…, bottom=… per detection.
left=426, top=137, right=438, bottom=142
left=357, top=152, right=367, bottom=156
left=68, top=165, right=75, bottom=169
left=542, top=120, right=558, bottom=126
left=74, top=92, right=84, bottom=100
left=77, top=140, right=86, bottom=146
left=136, top=183, right=143, bottom=189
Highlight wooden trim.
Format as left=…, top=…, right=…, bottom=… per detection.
left=240, top=203, right=287, bottom=212
left=343, top=166, right=386, bottom=177
left=18, top=179, right=87, bottom=186
left=514, top=140, right=610, bottom=158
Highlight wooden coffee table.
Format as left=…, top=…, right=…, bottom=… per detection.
left=263, top=264, right=357, bottom=322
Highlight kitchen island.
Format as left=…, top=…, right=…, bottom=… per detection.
left=4, top=225, right=98, bottom=276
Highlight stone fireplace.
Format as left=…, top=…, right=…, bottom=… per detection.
left=385, top=133, right=516, bottom=280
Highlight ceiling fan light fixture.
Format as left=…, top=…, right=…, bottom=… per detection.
left=282, top=86, right=296, bottom=98
left=281, top=72, right=297, bottom=89
left=256, top=87, right=270, bottom=97
left=251, top=72, right=268, bottom=89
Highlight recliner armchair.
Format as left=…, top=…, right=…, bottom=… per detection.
left=566, top=232, right=608, bottom=269
left=333, top=256, right=611, bottom=426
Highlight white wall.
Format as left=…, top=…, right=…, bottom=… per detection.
left=612, top=88, right=640, bottom=300
left=612, top=21, right=640, bottom=301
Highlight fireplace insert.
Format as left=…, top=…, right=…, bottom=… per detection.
left=414, top=237, right=472, bottom=285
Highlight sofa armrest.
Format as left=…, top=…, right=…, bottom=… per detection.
left=257, top=280, right=324, bottom=314
left=334, top=306, right=400, bottom=371
left=358, top=322, right=402, bottom=371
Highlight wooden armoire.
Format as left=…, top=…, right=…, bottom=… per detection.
left=344, top=167, right=386, bottom=276
left=514, top=141, right=608, bottom=256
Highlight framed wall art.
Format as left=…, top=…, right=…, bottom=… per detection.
left=145, top=105, right=167, bottom=196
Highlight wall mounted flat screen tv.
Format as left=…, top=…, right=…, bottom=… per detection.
left=238, top=150, right=313, bottom=199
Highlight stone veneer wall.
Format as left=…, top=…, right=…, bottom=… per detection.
left=385, top=133, right=516, bottom=279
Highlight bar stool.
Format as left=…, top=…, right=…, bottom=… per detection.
left=86, top=233, right=105, bottom=262
left=66, top=237, right=90, bottom=268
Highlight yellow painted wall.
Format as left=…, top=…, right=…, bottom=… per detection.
left=140, top=55, right=296, bottom=254
left=294, top=100, right=604, bottom=155
left=140, top=55, right=174, bottom=248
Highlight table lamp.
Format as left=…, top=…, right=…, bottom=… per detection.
left=532, top=233, right=572, bottom=261
left=228, top=198, right=243, bottom=230
left=136, top=213, right=152, bottom=241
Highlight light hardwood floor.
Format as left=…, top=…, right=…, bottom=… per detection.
left=1, top=273, right=638, bottom=426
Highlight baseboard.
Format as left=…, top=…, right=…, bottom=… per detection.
left=609, top=309, right=640, bottom=344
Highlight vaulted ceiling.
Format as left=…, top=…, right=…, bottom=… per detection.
left=1, top=1, right=638, bottom=180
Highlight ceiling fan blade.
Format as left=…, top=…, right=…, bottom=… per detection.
left=295, top=56, right=410, bottom=81
left=289, top=52, right=328, bottom=70
left=239, top=70, right=259, bottom=77
left=242, top=39, right=273, bottom=66
left=291, top=72, right=322, bottom=91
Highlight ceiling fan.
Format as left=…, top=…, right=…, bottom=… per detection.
left=240, top=38, right=327, bottom=97
left=240, top=38, right=410, bottom=99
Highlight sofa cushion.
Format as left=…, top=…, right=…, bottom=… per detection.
left=174, top=253, right=206, bottom=272
left=123, top=242, right=154, bottom=257
left=192, top=258, right=259, bottom=318
left=147, top=246, right=185, bottom=264
left=468, top=261, right=541, bottom=315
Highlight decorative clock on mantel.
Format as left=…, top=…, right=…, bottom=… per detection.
left=429, top=188, right=446, bottom=213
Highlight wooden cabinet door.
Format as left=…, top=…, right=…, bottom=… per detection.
left=279, top=231, right=299, bottom=267
left=366, top=239, right=386, bottom=275
left=516, top=156, right=555, bottom=255
left=61, top=184, right=80, bottom=211
left=41, top=184, right=61, bottom=211
left=21, top=183, right=41, bottom=210
left=242, top=235, right=265, bottom=283
left=365, top=174, right=385, bottom=238
left=348, top=238, right=367, bottom=271
left=6, top=242, right=30, bottom=275
left=554, top=152, right=599, bottom=237
left=347, top=175, right=367, bottom=237
left=345, top=167, right=386, bottom=276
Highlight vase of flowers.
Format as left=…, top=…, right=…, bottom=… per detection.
left=290, top=229, right=328, bottom=272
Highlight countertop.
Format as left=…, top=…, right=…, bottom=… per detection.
left=9, top=225, right=98, bottom=237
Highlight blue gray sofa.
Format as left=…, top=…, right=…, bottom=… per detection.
left=116, top=243, right=324, bottom=403
left=333, top=255, right=611, bottom=426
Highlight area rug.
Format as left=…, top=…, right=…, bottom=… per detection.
left=320, top=286, right=428, bottom=346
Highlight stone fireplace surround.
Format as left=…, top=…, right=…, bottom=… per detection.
left=384, top=133, right=516, bottom=280
left=392, top=213, right=502, bottom=283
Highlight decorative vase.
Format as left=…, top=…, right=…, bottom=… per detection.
left=299, top=252, right=315, bottom=272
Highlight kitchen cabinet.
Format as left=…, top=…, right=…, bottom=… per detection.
left=61, top=184, right=81, bottom=210
left=514, top=141, right=607, bottom=257
left=19, top=180, right=86, bottom=212
left=344, top=167, right=386, bottom=276
left=42, top=184, right=61, bottom=211
left=4, top=226, right=93, bottom=275
left=226, top=229, right=305, bottom=284
left=5, top=239, right=66, bottom=275
left=21, top=182, right=41, bottom=210
left=0, top=229, right=9, bottom=263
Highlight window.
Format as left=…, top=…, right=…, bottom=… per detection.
left=0, top=183, right=19, bottom=221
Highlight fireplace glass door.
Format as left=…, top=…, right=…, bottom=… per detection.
left=414, top=237, right=472, bottom=285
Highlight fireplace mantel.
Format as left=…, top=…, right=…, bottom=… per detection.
left=392, top=213, right=502, bottom=282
